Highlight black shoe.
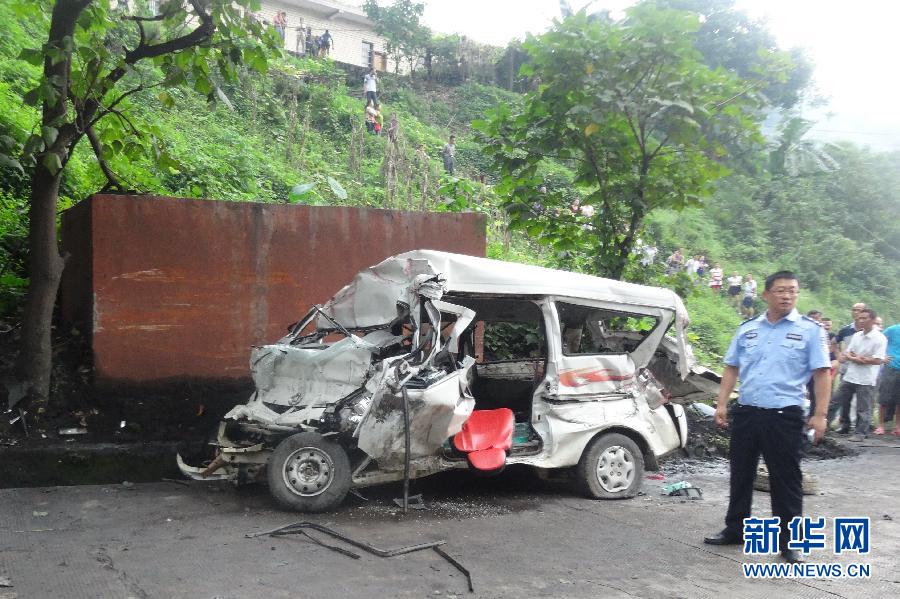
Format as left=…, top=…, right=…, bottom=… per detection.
left=780, top=548, right=805, bottom=564
left=836, top=427, right=850, bottom=435
left=703, top=529, right=742, bottom=545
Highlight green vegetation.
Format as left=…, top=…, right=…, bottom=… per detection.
left=1, top=0, right=286, bottom=403
left=475, top=5, right=764, bottom=279
left=0, top=0, right=896, bottom=382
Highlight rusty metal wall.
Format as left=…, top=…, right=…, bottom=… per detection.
left=60, top=195, right=486, bottom=385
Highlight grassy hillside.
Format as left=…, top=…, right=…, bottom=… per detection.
left=1, top=2, right=896, bottom=371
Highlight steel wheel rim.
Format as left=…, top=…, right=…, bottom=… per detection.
left=595, top=445, right=635, bottom=493
left=282, top=446, right=334, bottom=497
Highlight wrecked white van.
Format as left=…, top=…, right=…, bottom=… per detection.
left=178, top=250, right=718, bottom=511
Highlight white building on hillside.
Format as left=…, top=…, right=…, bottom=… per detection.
left=258, top=0, right=391, bottom=70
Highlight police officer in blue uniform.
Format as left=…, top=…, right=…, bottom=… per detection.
left=703, top=271, right=831, bottom=564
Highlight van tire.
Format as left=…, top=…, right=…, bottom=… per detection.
left=267, top=432, right=351, bottom=512
left=576, top=433, right=644, bottom=499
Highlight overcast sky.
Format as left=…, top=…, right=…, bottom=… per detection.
left=405, top=0, right=900, bottom=151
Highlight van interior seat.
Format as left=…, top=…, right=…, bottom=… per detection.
left=453, top=408, right=515, bottom=471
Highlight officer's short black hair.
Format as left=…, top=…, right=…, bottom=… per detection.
left=764, top=270, right=799, bottom=291
left=807, top=309, right=822, bottom=318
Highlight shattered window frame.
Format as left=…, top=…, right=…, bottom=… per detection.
left=556, top=301, right=662, bottom=357
left=443, top=295, right=548, bottom=363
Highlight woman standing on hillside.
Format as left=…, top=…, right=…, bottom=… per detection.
left=709, top=263, right=724, bottom=293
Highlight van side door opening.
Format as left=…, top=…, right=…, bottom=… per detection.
left=443, top=296, right=547, bottom=452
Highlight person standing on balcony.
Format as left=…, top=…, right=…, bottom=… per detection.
left=273, top=11, right=286, bottom=41
left=320, top=29, right=333, bottom=56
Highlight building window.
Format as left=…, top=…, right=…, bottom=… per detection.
left=361, top=41, right=374, bottom=67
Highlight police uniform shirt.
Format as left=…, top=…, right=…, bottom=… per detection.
left=724, top=309, right=831, bottom=409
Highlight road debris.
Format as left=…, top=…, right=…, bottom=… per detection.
left=689, top=402, right=716, bottom=418
left=661, top=481, right=703, bottom=499
left=433, top=546, right=474, bottom=593
left=58, top=428, right=87, bottom=436
left=0, top=576, right=11, bottom=587
left=754, top=465, right=818, bottom=495
left=348, top=489, right=368, bottom=501
left=393, top=493, right=426, bottom=510
left=249, top=521, right=445, bottom=556
left=293, top=530, right=361, bottom=560
left=246, top=521, right=473, bottom=592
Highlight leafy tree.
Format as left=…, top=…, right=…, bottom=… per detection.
left=649, top=0, right=813, bottom=110
left=1, top=0, right=279, bottom=404
left=474, top=6, right=763, bottom=279
left=363, top=0, right=430, bottom=74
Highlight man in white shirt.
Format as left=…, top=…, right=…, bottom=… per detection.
left=364, top=68, right=378, bottom=105
left=831, top=308, right=887, bottom=440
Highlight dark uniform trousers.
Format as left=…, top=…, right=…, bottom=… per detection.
left=725, top=403, right=804, bottom=548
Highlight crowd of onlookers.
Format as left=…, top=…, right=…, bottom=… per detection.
left=259, top=17, right=461, bottom=175
left=362, top=69, right=457, bottom=176
left=662, top=248, right=761, bottom=318
left=269, top=11, right=333, bottom=58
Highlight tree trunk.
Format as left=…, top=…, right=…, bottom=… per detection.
left=15, top=0, right=90, bottom=402
left=16, top=165, right=65, bottom=401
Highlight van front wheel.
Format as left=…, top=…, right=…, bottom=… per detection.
left=267, top=432, right=351, bottom=512
left=576, top=433, right=644, bottom=499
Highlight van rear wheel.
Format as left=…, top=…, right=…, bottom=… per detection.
left=267, top=432, right=351, bottom=512
left=576, top=433, right=644, bottom=499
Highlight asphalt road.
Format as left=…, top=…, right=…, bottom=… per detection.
left=1, top=442, right=898, bottom=599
